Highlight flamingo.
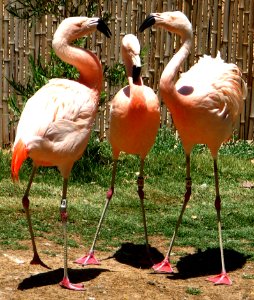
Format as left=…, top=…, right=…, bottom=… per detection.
left=139, top=11, right=246, bottom=285
left=76, top=34, right=160, bottom=265
left=11, top=16, right=111, bottom=291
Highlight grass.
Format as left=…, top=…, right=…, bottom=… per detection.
left=0, top=127, right=254, bottom=261
left=186, top=287, right=202, bottom=295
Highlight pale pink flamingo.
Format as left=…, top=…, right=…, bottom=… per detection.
left=11, top=16, right=111, bottom=291
left=76, top=34, right=160, bottom=265
left=139, top=11, right=246, bottom=285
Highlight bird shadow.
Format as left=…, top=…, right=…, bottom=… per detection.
left=169, top=247, right=249, bottom=280
left=18, top=267, right=109, bottom=290
left=112, top=242, right=164, bottom=269
left=112, top=243, right=249, bottom=279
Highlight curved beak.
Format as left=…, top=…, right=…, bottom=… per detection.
left=97, top=18, right=111, bottom=38
left=131, top=54, right=141, bottom=83
left=132, top=65, right=141, bottom=84
left=139, top=14, right=156, bottom=32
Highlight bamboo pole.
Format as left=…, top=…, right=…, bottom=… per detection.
left=221, top=0, right=230, bottom=60
left=0, top=0, right=4, bottom=146
left=202, top=0, right=208, bottom=55
left=3, top=0, right=10, bottom=145
left=196, top=1, right=203, bottom=58
left=211, top=0, right=218, bottom=57
left=238, top=0, right=245, bottom=139
left=227, top=0, right=234, bottom=61
left=247, top=0, right=254, bottom=140
left=46, top=15, right=53, bottom=62
left=231, top=0, right=238, bottom=63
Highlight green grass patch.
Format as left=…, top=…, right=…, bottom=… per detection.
left=0, top=127, right=254, bottom=261
left=186, top=287, right=202, bottom=295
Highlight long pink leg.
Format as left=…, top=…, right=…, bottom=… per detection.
left=75, top=159, right=118, bottom=265
left=22, top=166, right=50, bottom=269
left=153, top=154, right=192, bottom=273
left=137, top=159, right=150, bottom=256
left=207, top=159, right=232, bottom=285
left=59, top=179, right=85, bottom=290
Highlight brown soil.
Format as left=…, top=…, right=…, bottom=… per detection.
left=0, top=237, right=253, bottom=300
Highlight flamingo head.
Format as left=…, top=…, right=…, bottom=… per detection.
left=121, top=34, right=142, bottom=84
left=53, top=16, right=111, bottom=46
left=139, top=11, right=192, bottom=40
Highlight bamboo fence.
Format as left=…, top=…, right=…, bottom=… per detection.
left=0, top=0, right=254, bottom=148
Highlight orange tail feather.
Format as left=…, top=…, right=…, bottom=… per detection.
left=11, top=139, right=28, bottom=181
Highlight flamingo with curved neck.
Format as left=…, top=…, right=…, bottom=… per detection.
left=11, top=16, right=111, bottom=290
left=76, top=34, right=160, bottom=266
left=140, top=11, right=246, bottom=285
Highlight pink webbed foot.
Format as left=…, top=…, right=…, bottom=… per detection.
left=207, top=272, right=232, bottom=285
left=152, top=258, right=174, bottom=273
left=60, top=276, right=85, bottom=291
left=30, top=252, right=51, bottom=269
left=75, top=251, right=101, bottom=266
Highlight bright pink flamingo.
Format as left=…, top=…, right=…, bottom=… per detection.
left=139, top=11, right=246, bottom=285
left=76, top=34, right=160, bottom=265
left=11, top=16, right=111, bottom=291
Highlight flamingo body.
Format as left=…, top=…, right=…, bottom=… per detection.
left=170, top=53, right=244, bottom=156
left=12, top=79, right=98, bottom=179
left=78, top=34, right=160, bottom=266
left=11, top=16, right=111, bottom=290
left=109, top=84, right=160, bottom=158
left=139, top=11, right=246, bottom=285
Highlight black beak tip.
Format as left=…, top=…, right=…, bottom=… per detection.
left=132, top=66, right=141, bottom=84
left=97, top=18, right=112, bottom=38
left=139, top=14, right=156, bottom=32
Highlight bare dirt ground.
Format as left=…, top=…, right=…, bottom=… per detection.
left=0, top=236, right=253, bottom=300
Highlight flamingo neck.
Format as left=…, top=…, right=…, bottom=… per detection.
left=54, top=41, right=103, bottom=92
left=160, top=37, right=192, bottom=101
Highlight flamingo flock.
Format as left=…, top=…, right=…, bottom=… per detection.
left=10, top=11, right=246, bottom=291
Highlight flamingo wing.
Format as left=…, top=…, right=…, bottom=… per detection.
left=13, top=78, right=98, bottom=175
left=176, top=53, right=245, bottom=122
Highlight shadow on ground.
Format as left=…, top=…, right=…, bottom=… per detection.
left=18, top=267, right=109, bottom=290
left=113, top=242, right=164, bottom=269
left=113, top=243, right=248, bottom=279
left=171, top=248, right=249, bottom=279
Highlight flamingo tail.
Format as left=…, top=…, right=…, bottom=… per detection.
left=11, top=139, right=28, bottom=181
